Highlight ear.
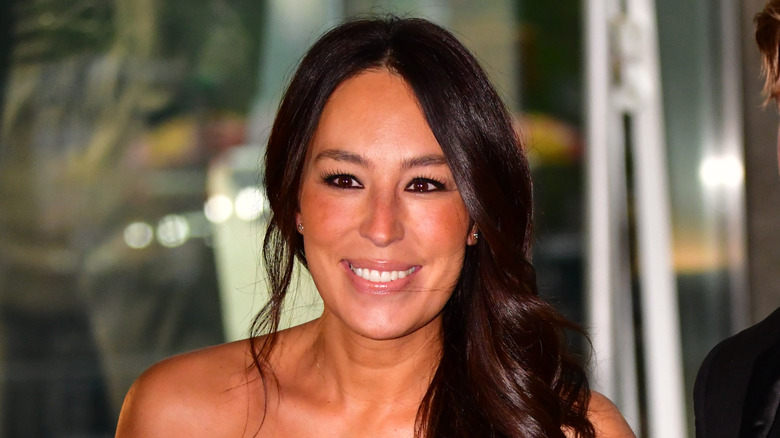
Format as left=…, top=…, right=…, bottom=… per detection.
left=466, top=224, right=479, bottom=246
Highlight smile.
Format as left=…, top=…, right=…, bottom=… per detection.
left=349, top=264, right=417, bottom=283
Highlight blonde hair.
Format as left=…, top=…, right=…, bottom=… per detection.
left=755, top=0, right=780, bottom=105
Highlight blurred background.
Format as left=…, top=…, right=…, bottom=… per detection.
left=0, top=0, right=778, bottom=436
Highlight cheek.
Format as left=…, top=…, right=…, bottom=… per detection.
left=299, top=186, right=355, bottom=245
left=412, top=200, right=470, bottom=252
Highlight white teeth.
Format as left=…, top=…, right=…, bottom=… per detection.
left=349, top=265, right=416, bottom=283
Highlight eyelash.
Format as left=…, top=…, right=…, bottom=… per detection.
left=406, top=176, right=446, bottom=193
left=320, top=171, right=447, bottom=193
left=321, top=172, right=362, bottom=189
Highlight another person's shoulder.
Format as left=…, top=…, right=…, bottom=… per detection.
left=694, top=307, right=780, bottom=435
left=698, top=306, right=780, bottom=378
left=586, top=392, right=636, bottom=438
left=115, top=339, right=259, bottom=437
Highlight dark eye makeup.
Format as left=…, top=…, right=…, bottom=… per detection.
left=320, top=171, right=448, bottom=193
left=321, top=172, right=363, bottom=189
left=405, top=177, right=446, bottom=193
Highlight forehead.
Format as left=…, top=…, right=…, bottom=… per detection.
left=307, top=69, right=443, bottom=160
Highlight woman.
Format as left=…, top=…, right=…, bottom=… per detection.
left=116, top=17, right=634, bottom=437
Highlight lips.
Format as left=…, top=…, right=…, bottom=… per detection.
left=349, top=264, right=417, bottom=283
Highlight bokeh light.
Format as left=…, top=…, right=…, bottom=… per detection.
left=124, top=222, right=154, bottom=249
left=235, top=187, right=266, bottom=221
left=699, top=155, right=744, bottom=189
left=156, top=214, right=190, bottom=248
left=204, top=194, right=233, bottom=223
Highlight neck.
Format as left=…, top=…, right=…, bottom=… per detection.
left=303, top=314, right=442, bottom=407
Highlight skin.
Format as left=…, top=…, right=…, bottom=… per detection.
left=295, top=68, right=475, bottom=343
left=115, top=69, right=635, bottom=438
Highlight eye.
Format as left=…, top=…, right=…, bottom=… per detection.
left=323, top=173, right=363, bottom=189
left=405, top=178, right=445, bottom=193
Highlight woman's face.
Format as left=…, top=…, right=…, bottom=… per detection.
left=297, top=69, right=476, bottom=341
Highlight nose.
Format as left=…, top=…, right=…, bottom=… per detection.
left=359, top=190, right=404, bottom=247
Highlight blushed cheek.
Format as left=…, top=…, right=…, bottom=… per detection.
left=302, top=195, right=350, bottom=239
left=426, top=202, right=471, bottom=252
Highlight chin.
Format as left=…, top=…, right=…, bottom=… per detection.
left=344, top=313, right=443, bottom=342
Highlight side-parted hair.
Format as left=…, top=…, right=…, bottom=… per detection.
left=756, top=0, right=780, bottom=104
left=252, top=16, right=595, bottom=438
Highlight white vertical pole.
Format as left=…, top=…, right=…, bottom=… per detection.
left=624, top=0, right=687, bottom=436
left=584, top=0, right=618, bottom=400
left=585, top=0, right=641, bottom=432
left=586, top=0, right=686, bottom=435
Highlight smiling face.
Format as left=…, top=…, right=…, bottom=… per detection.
left=296, top=69, right=476, bottom=341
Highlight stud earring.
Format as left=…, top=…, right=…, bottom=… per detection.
left=472, top=231, right=479, bottom=241
left=297, top=223, right=304, bottom=232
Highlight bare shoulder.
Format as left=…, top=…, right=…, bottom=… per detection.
left=115, top=340, right=261, bottom=438
left=586, top=392, right=636, bottom=438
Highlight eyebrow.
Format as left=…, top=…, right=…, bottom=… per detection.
left=314, top=149, right=367, bottom=166
left=314, top=149, right=448, bottom=170
left=402, top=154, right=448, bottom=169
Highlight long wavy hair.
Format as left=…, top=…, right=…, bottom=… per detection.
left=251, top=16, right=595, bottom=438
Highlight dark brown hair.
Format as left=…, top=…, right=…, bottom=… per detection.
left=252, top=16, right=594, bottom=438
left=756, top=0, right=780, bottom=104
